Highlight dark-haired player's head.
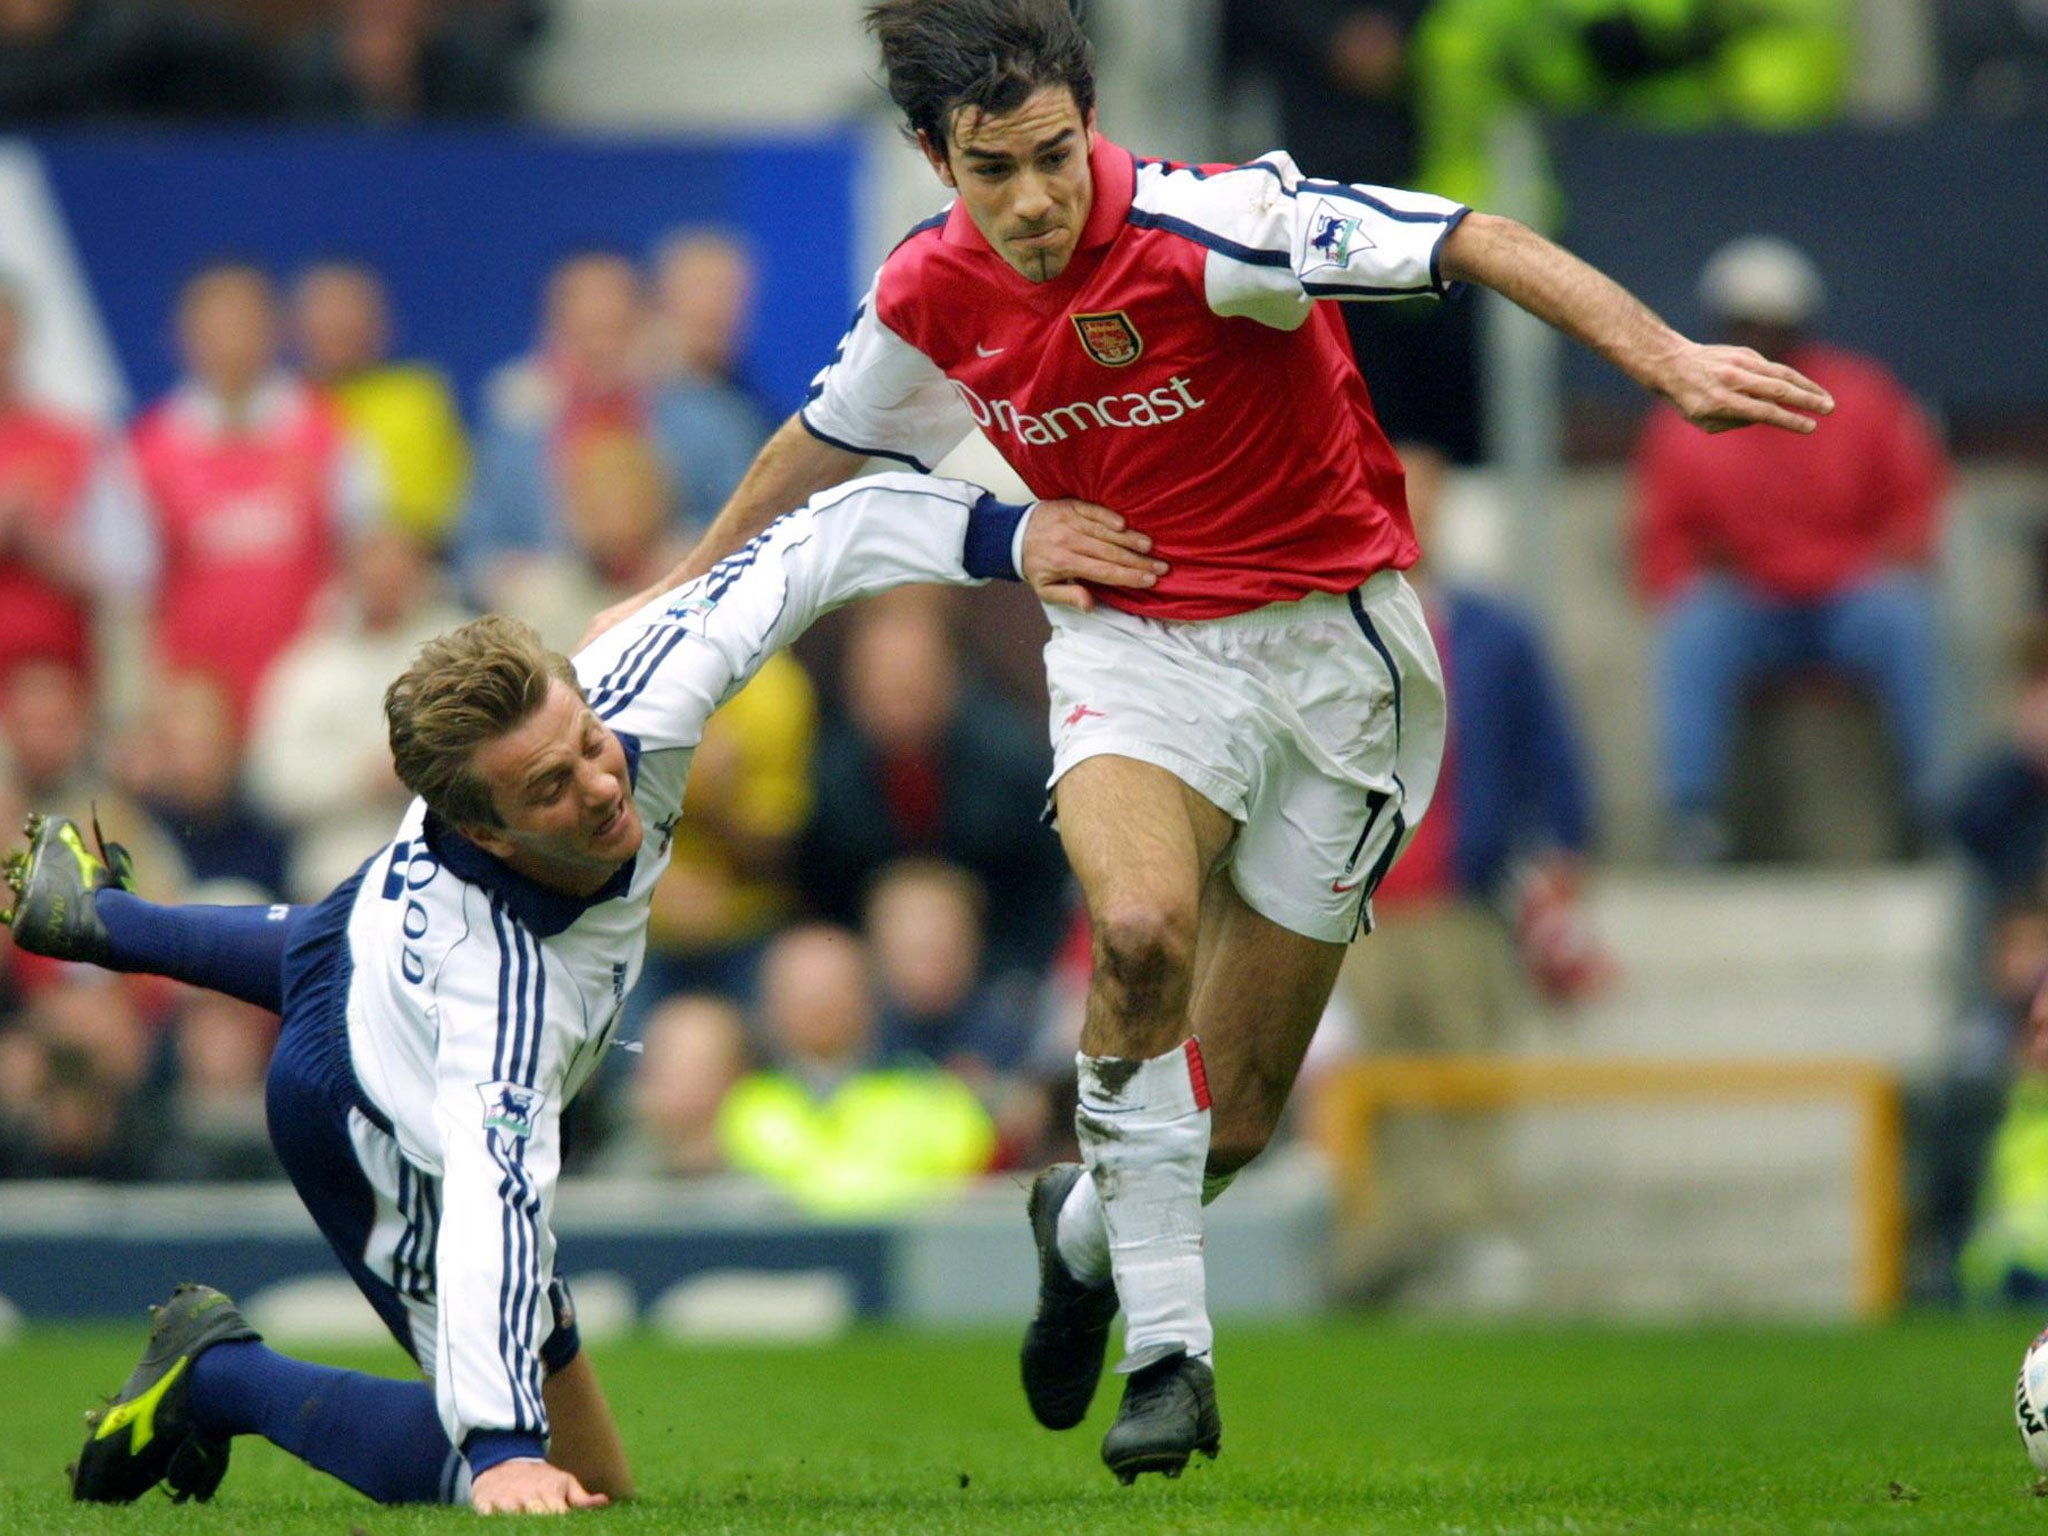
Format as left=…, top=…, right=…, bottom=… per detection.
left=866, top=0, right=1098, bottom=283
left=865, top=0, right=1094, bottom=157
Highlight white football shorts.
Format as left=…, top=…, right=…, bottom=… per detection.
left=1045, top=569, right=1446, bottom=944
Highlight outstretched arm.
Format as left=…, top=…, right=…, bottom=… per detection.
left=575, top=474, right=1161, bottom=753
left=1439, top=212, right=1835, bottom=434
left=583, top=415, right=865, bottom=645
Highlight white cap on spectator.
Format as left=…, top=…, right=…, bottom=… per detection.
left=1699, top=236, right=1826, bottom=327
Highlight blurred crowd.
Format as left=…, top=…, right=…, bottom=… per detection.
left=0, top=0, right=549, bottom=124
left=0, top=0, right=2045, bottom=1313
left=0, top=228, right=1108, bottom=1202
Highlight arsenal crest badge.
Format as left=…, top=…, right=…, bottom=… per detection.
left=1071, top=310, right=1143, bottom=367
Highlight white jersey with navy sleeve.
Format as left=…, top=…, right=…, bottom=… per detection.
left=801, top=136, right=1466, bottom=621
left=333, top=473, right=1014, bottom=1463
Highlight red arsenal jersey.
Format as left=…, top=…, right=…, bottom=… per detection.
left=129, top=378, right=351, bottom=718
left=802, top=136, right=1468, bottom=620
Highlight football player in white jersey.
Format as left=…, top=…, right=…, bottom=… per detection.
left=9, top=472, right=1155, bottom=1514
left=585, top=0, right=1837, bottom=1487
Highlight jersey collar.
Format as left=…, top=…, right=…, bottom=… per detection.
left=940, top=134, right=1136, bottom=257
left=168, top=372, right=306, bottom=438
left=423, top=729, right=643, bottom=938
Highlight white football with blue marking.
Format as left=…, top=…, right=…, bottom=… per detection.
left=2015, top=1327, right=2048, bottom=1471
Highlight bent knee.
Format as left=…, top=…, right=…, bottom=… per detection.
left=1091, top=903, right=1198, bottom=1017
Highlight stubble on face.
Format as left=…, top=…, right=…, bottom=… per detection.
left=938, top=87, right=1095, bottom=285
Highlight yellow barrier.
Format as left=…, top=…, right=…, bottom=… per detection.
left=1309, top=1055, right=1906, bottom=1318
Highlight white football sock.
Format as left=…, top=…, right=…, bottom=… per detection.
left=1057, top=1157, right=1242, bottom=1286
left=1055, top=1165, right=1111, bottom=1284
left=1076, top=1040, right=1214, bottom=1371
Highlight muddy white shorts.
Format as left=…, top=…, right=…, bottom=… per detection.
left=1045, top=569, right=1446, bottom=943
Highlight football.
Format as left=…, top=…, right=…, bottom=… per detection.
left=2015, top=1327, right=2048, bottom=1470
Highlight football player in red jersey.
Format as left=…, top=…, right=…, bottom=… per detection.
left=593, top=0, right=1833, bottom=1483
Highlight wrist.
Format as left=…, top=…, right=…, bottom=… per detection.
left=464, top=1429, right=549, bottom=1477
left=963, top=492, right=1030, bottom=581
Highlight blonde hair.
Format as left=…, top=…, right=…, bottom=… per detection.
left=384, top=614, right=580, bottom=828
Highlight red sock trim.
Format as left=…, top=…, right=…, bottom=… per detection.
left=1183, top=1037, right=1211, bottom=1111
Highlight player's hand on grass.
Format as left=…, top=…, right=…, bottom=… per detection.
left=471, top=1458, right=611, bottom=1515
left=1023, top=498, right=1168, bottom=611
left=1661, top=343, right=1835, bottom=435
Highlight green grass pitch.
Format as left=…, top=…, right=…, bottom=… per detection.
left=1, top=1316, right=2044, bottom=1533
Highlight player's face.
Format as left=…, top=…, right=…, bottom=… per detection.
left=925, top=86, right=1095, bottom=284
left=462, top=678, right=644, bottom=896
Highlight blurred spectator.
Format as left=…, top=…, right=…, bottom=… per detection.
left=1632, top=237, right=1949, bottom=863
left=647, top=228, right=773, bottom=519
left=488, top=428, right=687, bottom=649
left=1218, top=0, right=1480, bottom=461
left=245, top=523, right=470, bottom=902
left=1941, top=0, right=2048, bottom=117
left=801, top=588, right=1071, bottom=978
left=104, top=262, right=379, bottom=723
left=151, top=975, right=281, bottom=1182
left=119, top=670, right=289, bottom=900
left=1412, top=0, right=1848, bottom=218
left=288, top=0, right=526, bottom=122
left=461, top=247, right=771, bottom=593
left=648, top=229, right=756, bottom=396
left=0, top=0, right=282, bottom=123
left=1952, top=618, right=2048, bottom=913
left=865, top=857, right=1051, bottom=1167
left=0, top=656, right=185, bottom=909
left=1908, top=619, right=2048, bottom=1298
left=460, top=251, right=650, bottom=596
left=599, top=993, right=750, bottom=1179
left=1958, top=917, right=2048, bottom=1303
left=1329, top=445, right=1607, bottom=1302
left=1916, top=900, right=2048, bottom=1301
left=717, top=923, right=995, bottom=1214
left=292, top=259, right=470, bottom=548
left=1222, top=0, right=1425, bottom=182
left=0, top=974, right=158, bottom=1179
left=0, top=277, right=110, bottom=687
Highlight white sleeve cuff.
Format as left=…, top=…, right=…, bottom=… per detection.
left=1010, top=501, right=1036, bottom=581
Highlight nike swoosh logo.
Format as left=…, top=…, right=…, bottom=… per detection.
left=1331, top=878, right=1363, bottom=894
left=975, top=343, right=1005, bottom=357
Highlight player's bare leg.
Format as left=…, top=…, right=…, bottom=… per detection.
left=1052, top=866, right=1348, bottom=1228
left=1186, top=869, right=1347, bottom=1185
left=1047, top=754, right=1233, bottom=1482
left=1029, top=831, right=1352, bottom=1464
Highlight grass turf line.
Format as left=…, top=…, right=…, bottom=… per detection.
left=0, top=1316, right=2041, bottom=1533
